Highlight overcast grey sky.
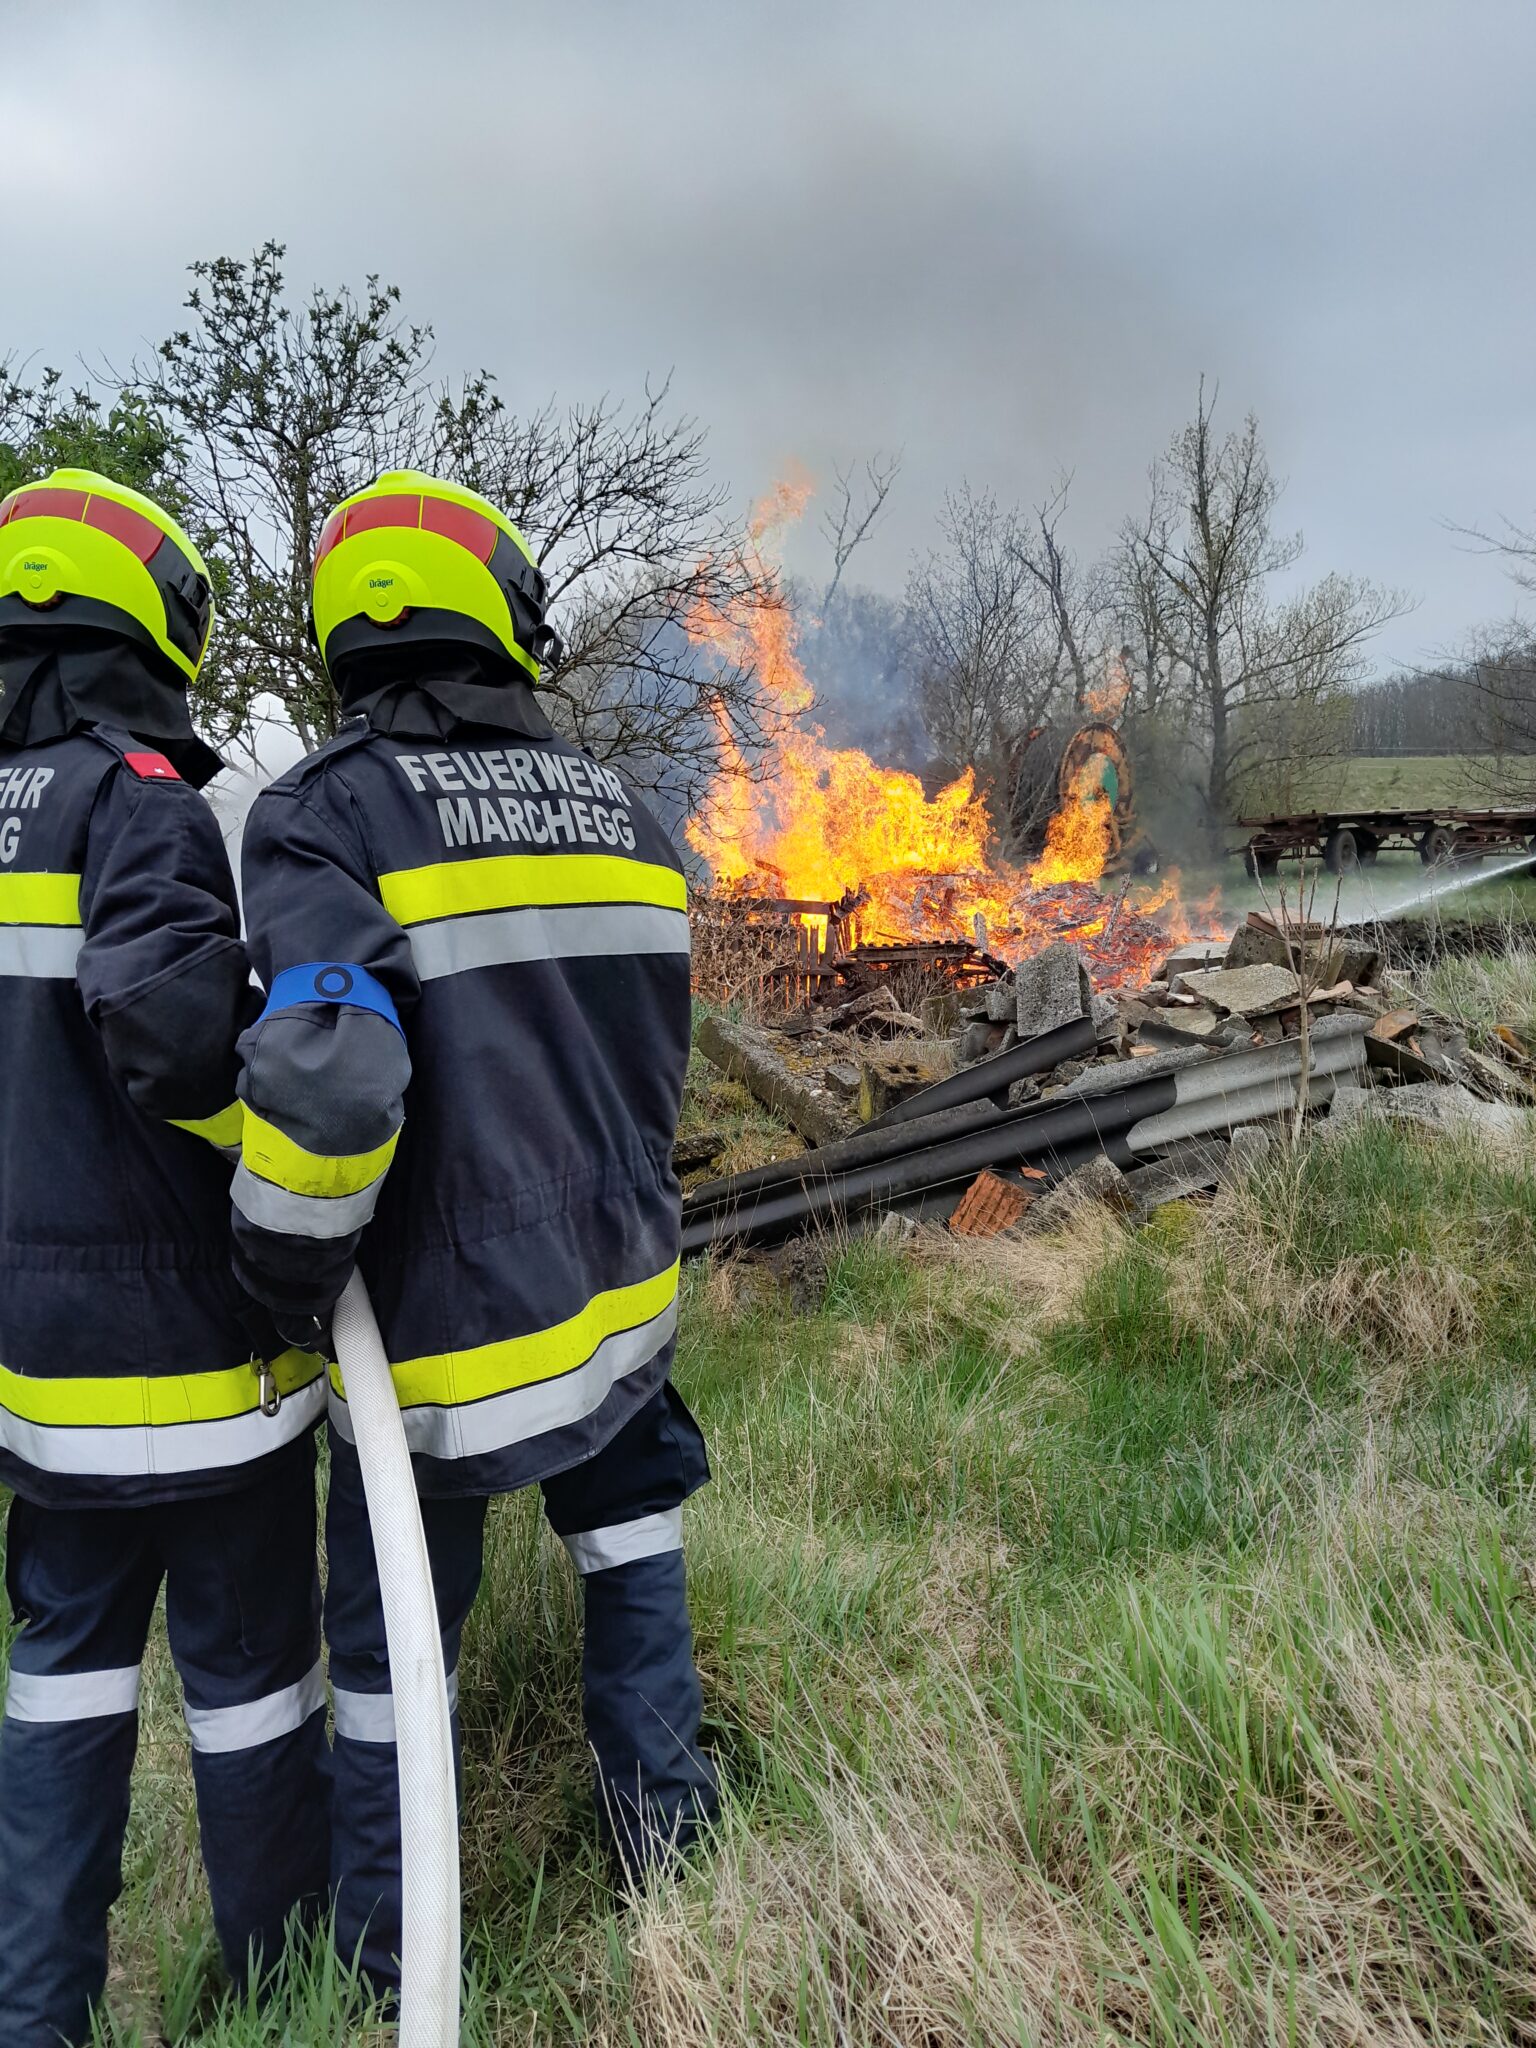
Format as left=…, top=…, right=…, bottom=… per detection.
left=5, top=0, right=1534, bottom=669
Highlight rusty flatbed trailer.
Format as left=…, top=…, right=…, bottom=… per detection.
left=1237, top=806, right=1536, bottom=877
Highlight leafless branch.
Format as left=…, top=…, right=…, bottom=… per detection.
left=820, top=453, right=901, bottom=612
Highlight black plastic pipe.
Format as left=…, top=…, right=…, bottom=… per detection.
left=681, top=1070, right=1178, bottom=1255
left=861, top=1015, right=1098, bottom=1130
left=683, top=1014, right=1099, bottom=1218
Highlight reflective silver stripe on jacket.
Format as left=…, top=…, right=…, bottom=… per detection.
left=182, top=1662, right=326, bottom=1755
left=0, top=928, right=84, bottom=979
left=332, top=1666, right=460, bottom=1745
left=0, top=1376, right=326, bottom=1479
left=327, top=1297, right=678, bottom=1463
left=408, top=903, right=690, bottom=983
left=562, top=1507, right=684, bottom=1576
left=4, top=1665, right=142, bottom=1723
left=231, top=1165, right=384, bottom=1242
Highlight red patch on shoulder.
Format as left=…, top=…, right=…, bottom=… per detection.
left=124, top=751, right=180, bottom=782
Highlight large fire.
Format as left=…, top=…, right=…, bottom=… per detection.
left=685, top=484, right=1223, bottom=987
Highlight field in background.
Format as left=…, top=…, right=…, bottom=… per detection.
left=1184, top=848, right=1536, bottom=928
left=1231, top=752, right=1509, bottom=817
left=2, top=960, right=1535, bottom=2044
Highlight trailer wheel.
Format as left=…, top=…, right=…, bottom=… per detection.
left=1243, top=845, right=1280, bottom=879
left=1355, top=832, right=1381, bottom=867
left=1323, top=828, right=1359, bottom=876
left=1419, top=825, right=1455, bottom=866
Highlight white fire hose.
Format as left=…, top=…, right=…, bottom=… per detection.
left=331, top=1271, right=461, bottom=2046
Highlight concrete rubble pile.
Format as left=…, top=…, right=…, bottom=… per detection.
left=685, top=906, right=1536, bottom=1258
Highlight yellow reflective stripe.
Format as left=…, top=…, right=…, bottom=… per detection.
left=168, top=1101, right=245, bottom=1149
left=329, top=1262, right=681, bottom=1410
left=0, top=872, right=82, bottom=927
left=377, top=853, right=686, bottom=928
left=0, top=1349, right=322, bottom=1428
left=242, top=1110, right=399, bottom=1200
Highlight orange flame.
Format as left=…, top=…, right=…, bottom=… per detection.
left=686, top=481, right=1223, bottom=984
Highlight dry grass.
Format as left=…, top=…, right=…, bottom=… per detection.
left=619, top=1737, right=1098, bottom=2048
left=3, top=1107, right=1532, bottom=2043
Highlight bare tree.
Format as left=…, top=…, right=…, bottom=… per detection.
left=128, top=246, right=435, bottom=752
left=1124, top=381, right=1405, bottom=825
left=1456, top=512, right=1536, bottom=599
left=427, top=379, right=777, bottom=806
left=1008, top=479, right=1109, bottom=711
left=1108, top=497, right=1196, bottom=722
left=819, top=453, right=901, bottom=612
left=905, top=487, right=1066, bottom=784
left=1454, top=624, right=1536, bottom=802
left=1443, top=515, right=1536, bottom=799
left=127, top=243, right=776, bottom=799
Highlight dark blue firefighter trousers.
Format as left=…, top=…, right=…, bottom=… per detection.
left=0, top=1438, right=330, bottom=2048
left=325, top=1385, right=718, bottom=1991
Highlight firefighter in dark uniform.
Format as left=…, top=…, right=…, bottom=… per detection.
left=0, top=471, right=331, bottom=2047
left=230, top=470, right=717, bottom=1990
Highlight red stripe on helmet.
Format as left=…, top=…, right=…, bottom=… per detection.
left=343, top=493, right=422, bottom=542
left=420, top=495, right=497, bottom=564
left=83, top=494, right=164, bottom=564
left=314, top=488, right=503, bottom=577
left=312, top=506, right=347, bottom=572
left=5, top=486, right=90, bottom=525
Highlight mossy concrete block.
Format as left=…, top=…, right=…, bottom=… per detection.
left=696, top=1014, right=859, bottom=1146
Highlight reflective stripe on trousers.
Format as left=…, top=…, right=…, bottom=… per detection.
left=4, top=1660, right=326, bottom=1754
left=332, top=1666, right=460, bottom=1745
left=181, top=1663, right=327, bottom=1754
left=2, top=1666, right=141, bottom=1724
left=561, top=1506, right=683, bottom=1575
left=0, top=1448, right=330, bottom=2044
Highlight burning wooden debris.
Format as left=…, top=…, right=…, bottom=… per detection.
left=679, top=490, right=1531, bottom=1261
left=686, top=907, right=1536, bottom=1258
left=682, top=487, right=1224, bottom=1007
left=689, top=875, right=1214, bottom=1012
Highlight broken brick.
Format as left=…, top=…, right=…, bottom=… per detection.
left=949, top=1171, right=1031, bottom=1237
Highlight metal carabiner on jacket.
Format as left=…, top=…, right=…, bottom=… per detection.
left=258, top=1362, right=283, bottom=1419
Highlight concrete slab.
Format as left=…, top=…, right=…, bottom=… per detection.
left=1160, top=941, right=1230, bottom=981
left=1016, top=942, right=1091, bottom=1039
left=1176, top=963, right=1300, bottom=1016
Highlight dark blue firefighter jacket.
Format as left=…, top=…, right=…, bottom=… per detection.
left=0, top=727, right=323, bottom=1507
left=231, top=720, right=692, bottom=1499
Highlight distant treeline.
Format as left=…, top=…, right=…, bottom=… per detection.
left=1350, top=641, right=1536, bottom=757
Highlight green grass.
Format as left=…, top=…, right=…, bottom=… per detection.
left=5, top=1114, right=1536, bottom=2042
left=1163, top=846, right=1536, bottom=932
left=1420, top=944, right=1536, bottom=1041
left=1210, top=751, right=1536, bottom=925
left=1231, top=752, right=1510, bottom=815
